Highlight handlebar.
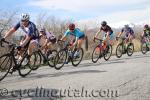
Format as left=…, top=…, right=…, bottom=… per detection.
left=94, top=37, right=103, bottom=42
left=57, top=39, right=66, bottom=43
left=57, top=39, right=75, bottom=49
left=0, top=39, right=16, bottom=48
left=116, top=37, right=126, bottom=41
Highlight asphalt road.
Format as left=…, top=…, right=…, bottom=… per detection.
left=0, top=52, right=150, bottom=100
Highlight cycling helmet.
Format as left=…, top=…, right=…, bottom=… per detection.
left=40, top=28, right=46, bottom=32
left=69, top=23, right=75, bottom=30
left=21, top=13, right=30, bottom=21
left=101, top=21, right=107, bottom=26
left=144, top=24, right=149, bottom=29
left=124, top=24, right=129, bottom=28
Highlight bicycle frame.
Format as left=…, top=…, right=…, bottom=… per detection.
left=1, top=40, right=29, bottom=71
left=117, top=37, right=128, bottom=52
left=94, top=38, right=106, bottom=54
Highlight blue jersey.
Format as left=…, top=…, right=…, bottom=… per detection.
left=121, top=27, right=134, bottom=36
left=14, top=21, right=39, bottom=40
left=64, top=28, right=84, bottom=38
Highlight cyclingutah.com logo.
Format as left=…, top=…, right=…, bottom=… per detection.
left=0, top=86, right=119, bottom=99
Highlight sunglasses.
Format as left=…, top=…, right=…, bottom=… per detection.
left=21, top=20, right=29, bottom=22
left=70, top=29, right=74, bottom=31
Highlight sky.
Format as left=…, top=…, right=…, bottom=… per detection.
left=1, top=0, right=150, bottom=28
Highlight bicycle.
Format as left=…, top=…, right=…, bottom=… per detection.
left=141, top=36, right=150, bottom=54
left=30, top=46, right=57, bottom=70
left=92, top=38, right=112, bottom=63
left=116, top=37, right=134, bottom=58
left=0, top=39, right=32, bottom=81
left=54, top=40, right=84, bottom=70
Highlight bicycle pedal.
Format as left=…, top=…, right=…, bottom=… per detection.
left=9, top=67, right=17, bottom=74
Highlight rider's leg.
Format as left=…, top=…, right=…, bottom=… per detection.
left=28, top=40, right=38, bottom=56
left=77, top=39, right=84, bottom=49
left=46, top=42, right=53, bottom=56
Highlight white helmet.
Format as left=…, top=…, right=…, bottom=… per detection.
left=21, top=13, right=30, bottom=21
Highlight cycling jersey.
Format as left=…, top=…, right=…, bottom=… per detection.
left=121, top=27, right=134, bottom=37
left=14, top=21, right=39, bottom=40
left=64, top=28, right=84, bottom=39
left=45, top=32, right=56, bottom=40
left=100, top=25, right=113, bottom=34
left=144, top=28, right=150, bottom=37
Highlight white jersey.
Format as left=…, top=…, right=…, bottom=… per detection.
left=46, top=32, right=55, bottom=40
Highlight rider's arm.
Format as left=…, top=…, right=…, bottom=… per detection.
left=141, top=30, right=145, bottom=37
left=4, top=28, right=16, bottom=39
left=61, top=30, right=69, bottom=41
left=61, top=35, right=67, bottom=41
left=20, top=26, right=34, bottom=47
left=105, top=32, right=110, bottom=39
left=118, top=29, right=124, bottom=37
left=95, top=29, right=101, bottom=38
left=43, top=38, right=49, bottom=47
left=73, top=37, right=78, bottom=46
left=4, top=22, right=20, bottom=39
left=20, top=35, right=31, bottom=47
left=129, top=28, right=135, bottom=38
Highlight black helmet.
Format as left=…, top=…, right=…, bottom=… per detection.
left=124, top=24, right=129, bottom=28
left=144, top=24, right=149, bottom=29
left=101, top=21, right=107, bottom=26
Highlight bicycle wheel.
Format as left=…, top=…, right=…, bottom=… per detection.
left=54, top=49, right=67, bottom=70
left=29, top=51, right=42, bottom=70
left=71, top=48, right=84, bottom=66
left=0, top=54, right=12, bottom=81
left=18, top=54, right=32, bottom=77
left=92, top=45, right=101, bottom=63
left=141, top=42, right=148, bottom=54
left=127, top=43, right=134, bottom=56
left=116, top=44, right=123, bottom=58
left=104, top=44, right=112, bottom=61
left=47, top=50, right=57, bottom=67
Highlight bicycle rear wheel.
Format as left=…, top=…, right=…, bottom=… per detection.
left=47, top=50, right=57, bottom=67
left=18, top=54, right=32, bottom=77
left=116, top=44, right=123, bottom=58
left=0, top=54, right=12, bottom=81
left=92, top=45, right=101, bottom=63
left=71, top=48, right=84, bottom=66
left=54, top=49, right=67, bottom=70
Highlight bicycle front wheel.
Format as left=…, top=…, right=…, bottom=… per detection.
left=54, top=49, right=67, bottom=70
left=141, top=42, right=148, bottom=54
left=116, top=44, right=123, bottom=58
left=71, top=48, right=84, bottom=67
left=92, top=45, right=101, bottom=63
left=18, top=54, right=32, bottom=77
left=0, top=54, right=12, bottom=81
left=47, top=50, right=58, bottom=67
left=29, top=51, right=42, bottom=70
left=104, top=44, right=112, bottom=61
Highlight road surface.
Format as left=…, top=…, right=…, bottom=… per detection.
left=0, top=52, right=150, bottom=100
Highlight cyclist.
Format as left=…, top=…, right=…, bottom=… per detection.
left=60, top=23, right=85, bottom=63
left=61, top=23, right=85, bottom=49
left=1, top=13, right=39, bottom=62
left=117, top=24, right=135, bottom=43
left=141, top=24, right=150, bottom=44
left=94, top=21, right=114, bottom=49
left=39, top=28, right=56, bottom=57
